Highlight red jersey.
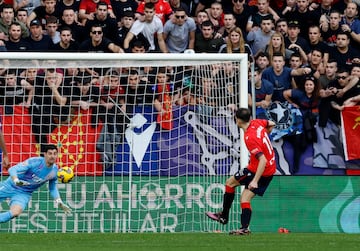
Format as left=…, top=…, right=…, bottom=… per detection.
left=244, top=119, right=276, bottom=177
left=136, top=0, right=172, bottom=24
left=79, top=0, right=113, bottom=14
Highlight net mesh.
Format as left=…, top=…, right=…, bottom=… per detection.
left=0, top=53, right=248, bottom=233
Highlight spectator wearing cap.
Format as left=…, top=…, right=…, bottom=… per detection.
left=285, top=20, right=310, bottom=63
left=85, top=1, right=118, bottom=42
left=111, top=0, right=138, bottom=27
left=0, top=4, right=29, bottom=41
left=25, top=19, right=54, bottom=51
left=163, top=7, right=196, bottom=53
left=115, top=11, right=135, bottom=48
left=26, top=0, right=62, bottom=28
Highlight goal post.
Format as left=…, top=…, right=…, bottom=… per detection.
left=0, top=52, right=249, bottom=233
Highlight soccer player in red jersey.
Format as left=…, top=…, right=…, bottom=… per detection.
left=206, top=108, right=276, bottom=235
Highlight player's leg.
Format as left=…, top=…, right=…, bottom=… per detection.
left=0, top=193, right=30, bottom=223
left=206, top=169, right=250, bottom=224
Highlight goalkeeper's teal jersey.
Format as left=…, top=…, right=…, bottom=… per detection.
left=6, top=157, right=60, bottom=199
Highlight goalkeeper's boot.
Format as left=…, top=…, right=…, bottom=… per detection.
left=229, top=228, right=251, bottom=236
left=205, top=212, right=228, bottom=225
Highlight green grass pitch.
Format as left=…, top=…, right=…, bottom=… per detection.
left=0, top=233, right=359, bottom=251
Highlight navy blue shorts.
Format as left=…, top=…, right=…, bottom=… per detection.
left=233, top=168, right=273, bottom=196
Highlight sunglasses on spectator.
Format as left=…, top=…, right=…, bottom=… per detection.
left=336, top=76, right=347, bottom=80
left=91, top=30, right=103, bottom=34
left=175, top=15, right=186, bottom=19
left=234, top=0, right=245, bottom=3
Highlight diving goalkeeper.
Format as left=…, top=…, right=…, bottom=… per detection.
left=0, top=144, right=71, bottom=223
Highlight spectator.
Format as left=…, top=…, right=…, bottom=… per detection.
left=308, top=25, right=329, bottom=65
left=219, top=26, right=252, bottom=55
left=340, top=2, right=360, bottom=46
left=30, top=68, right=68, bottom=153
left=194, top=9, right=209, bottom=34
left=255, top=51, right=270, bottom=71
left=263, top=32, right=293, bottom=62
left=0, top=5, right=29, bottom=41
left=56, top=0, right=80, bottom=17
left=283, top=0, right=318, bottom=40
left=248, top=66, right=273, bottom=110
left=275, top=18, right=288, bottom=38
left=50, top=26, right=79, bottom=52
left=26, top=0, right=62, bottom=28
left=15, top=8, right=28, bottom=24
left=306, top=48, right=325, bottom=80
left=60, top=8, right=86, bottom=44
left=281, top=0, right=297, bottom=17
left=85, top=1, right=118, bottom=42
left=115, top=10, right=135, bottom=48
left=78, top=0, right=115, bottom=25
left=285, top=20, right=310, bottom=63
left=328, top=31, right=360, bottom=71
left=218, top=12, right=237, bottom=40
left=136, top=0, right=173, bottom=25
left=129, top=35, right=150, bottom=53
left=321, top=9, right=341, bottom=48
left=283, top=75, right=320, bottom=173
left=318, top=58, right=337, bottom=89
left=163, top=7, right=196, bottom=53
left=153, top=67, right=174, bottom=130
left=45, top=16, right=60, bottom=44
left=79, top=24, right=124, bottom=53
left=226, top=0, right=256, bottom=33
left=124, top=2, right=168, bottom=53
left=262, top=52, right=311, bottom=102
left=168, top=0, right=190, bottom=16
left=206, top=1, right=224, bottom=32
left=25, top=19, right=54, bottom=51
left=4, top=21, right=32, bottom=51
left=289, top=52, right=304, bottom=88
left=13, top=0, right=40, bottom=16
left=0, top=69, right=33, bottom=114
left=246, top=16, right=275, bottom=56
left=195, top=20, right=224, bottom=53
left=111, top=0, right=138, bottom=26
left=246, top=0, right=279, bottom=32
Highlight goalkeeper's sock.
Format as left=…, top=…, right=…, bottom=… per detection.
left=0, top=211, right=13, bottom=223
left=241, top=202, right=252, bottom=229
left=221, top=186, right=235, bottom=219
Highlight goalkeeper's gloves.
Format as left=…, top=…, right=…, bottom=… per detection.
left=55, top=198, right=72, bottom=214
left=13, top=178, right=30, bottom=186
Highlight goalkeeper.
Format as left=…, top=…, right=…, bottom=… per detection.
left=0, top=144, right=71, bottom=223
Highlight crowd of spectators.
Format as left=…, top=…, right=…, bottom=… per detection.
left=0, top=0, right=360, bottom=168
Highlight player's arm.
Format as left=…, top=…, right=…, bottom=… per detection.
left=8, top=161, right=31, bottom=186
left=49, top=178, right=72, bottom=214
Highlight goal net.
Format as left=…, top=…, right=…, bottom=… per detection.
left=0, top=53, right=248, bottom=233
